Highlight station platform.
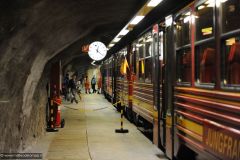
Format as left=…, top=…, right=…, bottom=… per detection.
left=28, top=94, right=166, bottom=160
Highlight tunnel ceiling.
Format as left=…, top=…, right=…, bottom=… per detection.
left=0, top=0, right=147, bottom=65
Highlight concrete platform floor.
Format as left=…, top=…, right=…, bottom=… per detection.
left=28, top=94, right=166, bottom=160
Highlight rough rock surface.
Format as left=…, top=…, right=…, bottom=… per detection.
left=0, top=0, right=146, bottom=152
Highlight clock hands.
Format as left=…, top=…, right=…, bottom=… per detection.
left=96, top=46, right=104, bottom=55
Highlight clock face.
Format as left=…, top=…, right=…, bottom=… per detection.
left=88, top=41, right=107, bottom=61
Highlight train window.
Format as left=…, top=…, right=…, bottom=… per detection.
left=176, top=48, right=191, bottom=84
left=175, top=11, right=191, bottom=47
left=195, top=42, right=216, bottom=84
left=195, top=1, right=214, bottom=41
left=138, top=39, right=144, bottom=58
left=145, top=58, right=152, bottom=83
left=145, top=33, right=153, bottom=57
left=221, top=0, right=240, bottom=33
left=222, top=37, right=240, bottom=88
left=220, top=0, right=240, bottom=89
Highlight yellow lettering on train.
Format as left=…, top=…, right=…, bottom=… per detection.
left=232, top=139, right=237, bottom=159
left=227, top=137, right=233, bottom=157
left=205, top=128, right=240, bottom=160
left=238, top=141, right=240, bottom=159
left=219, top=133, right=223, bottom=153
left=224, top=135, right=228, bottom=154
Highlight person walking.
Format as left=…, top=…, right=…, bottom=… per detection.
left=91, top=76, right=96, bottom=93
left=69, top=75, right=78, bottom=104
left=84, top=76, right=90, bottom=94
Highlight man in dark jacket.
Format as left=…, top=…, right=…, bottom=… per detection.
left=69, top=75, right=78, bottom=103
left=91, top=76, right=96, bottom=93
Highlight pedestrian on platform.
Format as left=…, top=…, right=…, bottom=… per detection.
left=84, top=76, right=90, bottom=94
left=91, top=76, right=96, bottom=93
left=69, top=74, right=78, bottom=104
left=63, top=73, right=69, bottom=100
left=97, top=76, right=102, bottom=94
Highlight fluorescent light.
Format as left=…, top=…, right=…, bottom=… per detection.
left=147, top=0, right=163, bottom=7
left=113, top=38, right=121, bottom=42
left=205, top=0, right=214, bottom=7
left=184, top=16, right=190, bottom=23
left=165, top=15, right=173, bottom=27
left=220, top=0, right=228, bottom=2
left=146, top=38, right=153, bottom=42
left=185, top=12, right=190, bottom=16
left=130, top=16, right=145, bottom=25
left=108, top=44, right=114, bottom=47
left=198, top=5, right=205, bottom=10
left=119, top=29, right=129, bottom=36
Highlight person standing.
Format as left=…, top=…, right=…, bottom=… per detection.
left=69, top=75, right=78, bottom=104
left=63, top=73, right=69, bottom=100
left=91, top=76, right=96, bottom=93
left=97, top=76, right=102, bottom=94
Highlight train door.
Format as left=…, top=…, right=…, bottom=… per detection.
left=163, top=15, right=176, bottom=159
left=152, top=24, right=165, bottom=151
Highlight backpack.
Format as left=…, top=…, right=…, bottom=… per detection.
left=91, top=78, right=96, bottom=84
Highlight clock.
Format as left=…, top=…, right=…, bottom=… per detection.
left=88, top=41, right=107, bottom=61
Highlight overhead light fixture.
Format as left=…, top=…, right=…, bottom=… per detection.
left=165, top=15, right=173, bottom=27
left=108, top=44, right=114, bottom=47
left=113, top=38, right=121, bottom=42
left=130, top=16, right=145, bottom=25
left=136, top=44, right=143, bottom=47
left=205, top=0, right=215, bottom=7
left=147, top=0, right=163, bottom=7
left=198, top=5, right=205, bottom=10
left=146, top=37, right=153, bottom=42
left=184, top=16, right=190, bottom=23
left=185, top=12, right=191, bottom=16
left=119, top=29, right=129, bottom=36
left=220, top=0, right=228, bottom=2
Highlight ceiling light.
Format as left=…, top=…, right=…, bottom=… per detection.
left=136, top=44, right=143, bottom=47
left=220, top=0, right=228, bottom=2
left=119, top=29, right=129, bottom=36
left=184, top=16, right=190, bottom=23
left=130, top=16, right=145, bottom=25
left=165, top=15, right=173, bottom=27
left=113, top=38, right=121, bottom=42
left=108, top=44, right=114, bottom=47
left=198, top=5, right=205, bottom=10
left=146, top=38, right=153, bottom=42
left=185, top=12, right=191, bottom=16
left=147, top=0, right=163, bottom=7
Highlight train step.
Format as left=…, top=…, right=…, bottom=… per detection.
left=137, top=127, right=152, bottom=133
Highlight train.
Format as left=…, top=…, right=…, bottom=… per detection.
left=102, top=0, right=240, bottom=159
